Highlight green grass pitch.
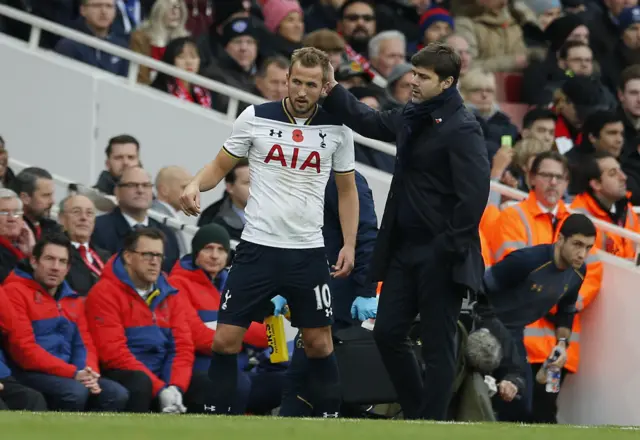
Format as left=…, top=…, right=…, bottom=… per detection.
left=1, top=413, right=638, bottom=440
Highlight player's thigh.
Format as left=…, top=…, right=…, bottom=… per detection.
left=280, top=247, right=334, bottom=330
left=219, top=241, right=278, bottom=328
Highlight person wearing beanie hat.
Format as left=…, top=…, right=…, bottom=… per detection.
left=544, top=14, right=589, bottom=53
left=523, top=0, right=561, bottom=30
left=263, top=0, right=304, bottom=43
left=168, top=224, right=283, bottom=414
left=385, top=62, right=413, bottom=107
left=419, top=7, right=454, bottom=46
left=214, top=0, right=252, bottom=27
left=210, top=16, right=259, bottom=81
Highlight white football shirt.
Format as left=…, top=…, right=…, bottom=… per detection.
left=222, top=100, right=355, bottom=249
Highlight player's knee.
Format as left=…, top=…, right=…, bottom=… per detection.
left=212, top=324, right=245, bottom=354
left=301, top=327, right=333, bottom=358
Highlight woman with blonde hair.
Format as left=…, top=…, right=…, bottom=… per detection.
left=130, top=0, right=190, bottom=84
left=512, top=137, right=551, bottom=192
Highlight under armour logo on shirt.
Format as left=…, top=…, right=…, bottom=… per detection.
left=270, top=129, right=282, bottom=137
left=322, top=412, right=339, bottom=418
left=325, top=308, right=333, bottom=317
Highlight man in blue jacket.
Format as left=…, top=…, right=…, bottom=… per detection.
left=55, top=0, right=129, bottom=77
left=276, top=170, right=379, bottom=417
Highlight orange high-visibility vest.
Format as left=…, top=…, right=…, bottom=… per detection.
left=480, top=205, right=500, bottom=268
left=571, top=192, right=640, bottom=260
left=490, top=192, right=603, bottom=373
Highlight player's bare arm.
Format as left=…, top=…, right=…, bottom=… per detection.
left=332, top=171, right=358, bottom=278
left=180, top=149, right=239, bottom=216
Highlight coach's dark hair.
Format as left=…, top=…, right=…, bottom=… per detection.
left=32, top=232, right=73, bottom=262
left=106, top=135, right=140, bottom=158
left=582, top=110, right=623, bottom=140
left=574, top=151, right=617, bottom=194
left=123, top=227, right=166, bottom=252
left=529, top=150, right=569, bottom=176
left=523, top=107, right=557, bottom=129
left=559, top=213, right=596, bottom=239
left=225, top=158, right=249, bottom=184
left=13, top=167, right=53, bottom=197
left=410, top=42, right=461, bottom=84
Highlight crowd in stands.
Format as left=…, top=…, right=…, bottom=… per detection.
left=1, top=0, right=640, bottom=423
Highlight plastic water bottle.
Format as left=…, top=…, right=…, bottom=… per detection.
left=545, top=366, right=561, bottom=393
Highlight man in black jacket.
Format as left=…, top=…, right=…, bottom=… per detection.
left=322, top=42, right=490, bottom=420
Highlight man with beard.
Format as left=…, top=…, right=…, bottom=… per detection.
left=13, top=167, right=60, bottom=240
left=180, top=47, right=359, bottom=418
left=336, top=1, right=378, bottom=82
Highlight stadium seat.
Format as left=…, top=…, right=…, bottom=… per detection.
left=494, top=73, right=524, bottom=103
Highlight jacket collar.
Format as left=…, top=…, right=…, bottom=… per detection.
left=7, top=263, right=77, bottom=300
left=429, top=89, right=464, bottom=124
left=524, top=191, right=569, bottom=219
left=172, top=255, right=229, bottom=291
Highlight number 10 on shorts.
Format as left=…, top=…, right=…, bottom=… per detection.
left=314, top=284, right=332, bottom=311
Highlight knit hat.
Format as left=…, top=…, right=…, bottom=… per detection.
left=386, top=62, right=413, bottom=88
left=214, top=0, right=251, bottom=26
left=419, top=7, right=454, bottom=36
left=221, top=17, right=256, bottom=47
left=544, top=14, right=584, bottom=52
left=619, top=6, right=640, bottom=32
left=523, top=0, right=560, bottom=15
left=262, top=0, right=303, bottom=33
left=561, top=76, right=611, bottom=120
left=191, top=224, right=231, bottom=264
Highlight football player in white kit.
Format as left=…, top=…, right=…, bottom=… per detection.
left=180, top=47, right=359, bottom=417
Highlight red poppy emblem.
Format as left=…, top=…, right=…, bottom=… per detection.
left=292, top=129, right=304, bottom=143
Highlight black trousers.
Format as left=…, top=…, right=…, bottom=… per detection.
left=0, top=376, right=47, bottom=411
left=103, top=369, right=234, bottom=414
left=529, top=363, right=568, bottom=424
left=373, top=241, right=464, bottom=420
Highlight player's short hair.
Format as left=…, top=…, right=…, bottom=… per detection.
left=410, top=42, right=461, bottom=84
left=225, top=158, right=249, bottom=184
left=290, top=47, right=331, bottom=83
left=559, top=213, right=596, bottom=239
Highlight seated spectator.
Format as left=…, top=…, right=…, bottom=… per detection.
left=255, top=56, right=290, bottom=101
left=566, top=111, right=625, bottom=193
left=383, top=63, right=413, bottom=110
left=58, top=195, right=110, bottom=296
left=0, top=143, right=16, bottom=189
left=151, top=37, right=214, bottom=110
left=446, top=33, right=473, bottom=77
left=130, top=0, right=191, bottom=84
left=262, top=0, right=304, bottom=58
left=335, top=61, right=372, bottom=89
left=86, top=228, right=242, bottom=414
left=0, top=285, right=47, bottom=411
left=602, top=6, right=640, bottom=96
left=336, top=1, right=378, bottom=82
left=5, top=234, right=128, bottom=412
left=0, top=189, right=33, bottom=283
left=368, top=30, right=407, bottom=79
left=198, top=159, right=249, bottom=240
left=454, top=0, right=529, bottom=72
left=417, top=7, right=454, bottom=49
left=91, top=167, right=180, bottom=272
left=589, top=0, right=631, bottom=64
left=183, top=0, right=213, bottom=38
left=93, top=135, right=141, bottom=195
left=14, top=167, right=60, bottom=240
left=203, top=17, right=260, bottom=113
left=303, top=0, right=340, bottom=33
left=521, top=107, right=557, bottom=150
left=459, top=68, right=519, bottom=149
left=152, top=166, right=193, bottom=255
left=302, top=29, right=346, bottom=69
left=510, top=138, right=551, bottom=192
left=112, top=0, right=143, bottom=39
left=619, top=66, right=640, bottom=204
left=571, top=152, right=640, bottom=260
left=55, top=0, right=129, bottom=77
left=553, top=76, right=610, bottom=155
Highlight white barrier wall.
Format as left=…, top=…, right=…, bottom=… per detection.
left=2, top=32, right=640, bottom=426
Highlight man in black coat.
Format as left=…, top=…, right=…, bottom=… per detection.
left=321, top=42, right=490, bottom=420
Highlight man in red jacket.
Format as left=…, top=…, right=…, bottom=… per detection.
left=169, top=224, right=284, bottom=414
left=86, top=227, right=222, bottom=414
left=5, top=233, right=128, bottom=411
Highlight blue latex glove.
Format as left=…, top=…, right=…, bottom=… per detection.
left=351, top=296, right=378, bottom=321
left=271, top=295, right=287, bottom=316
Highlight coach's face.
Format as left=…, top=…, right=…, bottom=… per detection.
left=287, top=61, right=324, bottom=115
left=410, top=66, right=453, bottom=103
